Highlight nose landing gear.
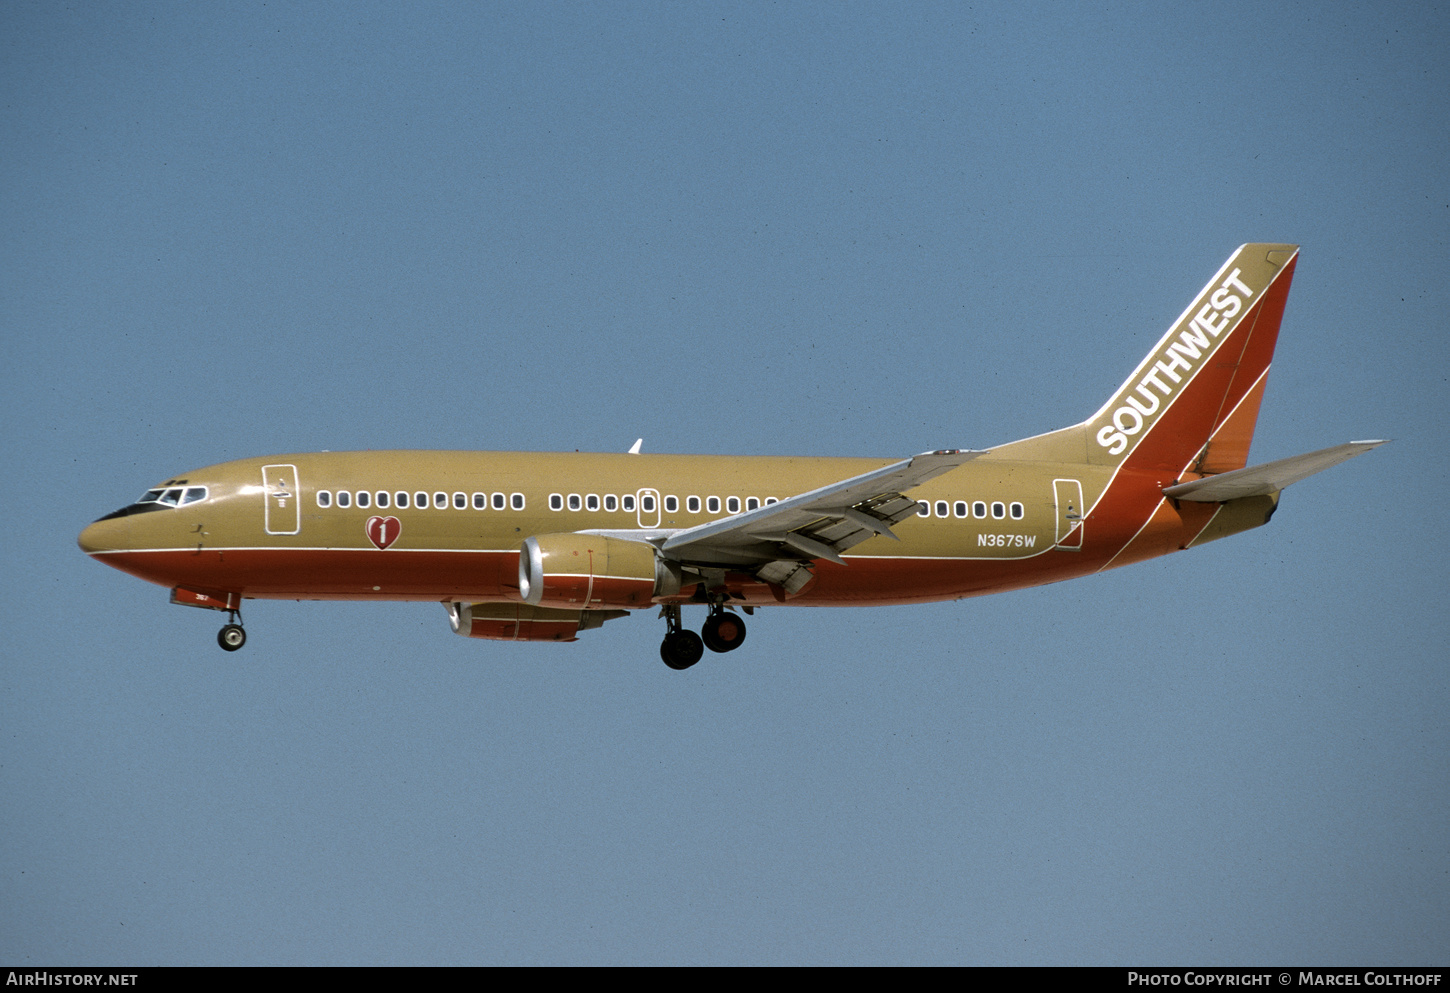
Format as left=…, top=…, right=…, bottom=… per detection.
left=217, top=609, right=246, bottom=652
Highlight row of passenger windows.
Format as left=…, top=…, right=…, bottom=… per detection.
left=547, top=493, right=777, bottom=514
left=316, top=490, right=526, bottom=511
left=314, top=488, right=1024, bottom=522
left=920, top=499, right=1024, bottom=520
left=541, top=492, right=1024, bottom=522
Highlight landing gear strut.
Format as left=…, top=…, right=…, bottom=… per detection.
left=217, top=609, right=246, bottom=652
left=659, top=605, right=704, bottom=670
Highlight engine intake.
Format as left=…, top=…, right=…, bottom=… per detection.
left=519, top=533, right=677, bottom=609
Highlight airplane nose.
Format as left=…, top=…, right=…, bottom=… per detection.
left=78, top=516, right=127, bottom=555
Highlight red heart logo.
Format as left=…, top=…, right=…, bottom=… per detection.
left=365, top=516, right=401, bottom=550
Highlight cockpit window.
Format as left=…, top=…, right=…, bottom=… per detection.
left=99, top=484, right=208, bottom=523
left=136, top=485, right=208, bottom=508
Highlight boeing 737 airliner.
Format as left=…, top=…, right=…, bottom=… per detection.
left=79, top=244, right=1384, bottom=669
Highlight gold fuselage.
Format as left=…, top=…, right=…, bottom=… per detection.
left=77, top=448, right=1271, bottom=609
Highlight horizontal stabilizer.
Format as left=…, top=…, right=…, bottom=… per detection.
left=1163, top=441, right=1387, bottom=502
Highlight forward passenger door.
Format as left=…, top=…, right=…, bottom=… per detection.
left=262, top=464, right=301, bottom=535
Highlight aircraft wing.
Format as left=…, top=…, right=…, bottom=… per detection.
left=1163, top=440, right=1387, bottom=502
left=660, top=450, right=984, bottom=585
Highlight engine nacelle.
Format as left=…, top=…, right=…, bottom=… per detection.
left=446, top=602, right=627, bottom=642
left=519, top=533, right=678, bottom=609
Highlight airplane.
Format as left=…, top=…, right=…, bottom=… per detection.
left=78, top=244, right=1384, bottom=670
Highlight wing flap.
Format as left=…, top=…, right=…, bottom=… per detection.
left=1163, top=440, right=1386, bottom=502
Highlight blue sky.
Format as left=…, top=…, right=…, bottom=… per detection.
left=2, top=1, right=1446, bottom=965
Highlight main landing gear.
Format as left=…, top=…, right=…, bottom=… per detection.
left=217, top=610, right=246, bottom=652
left=659, top=603, right=748, bottom=670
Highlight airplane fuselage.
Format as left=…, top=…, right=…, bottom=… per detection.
left=78, top=448, right=1268, bottom=608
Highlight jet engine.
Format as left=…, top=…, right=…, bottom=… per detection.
left=518, top=533, right=682, bottom=609
left=446, top=602, right=627, bottom=642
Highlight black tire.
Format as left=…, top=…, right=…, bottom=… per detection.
left=701, top=612, right=747, bottom=653
left=218, top=624, right=246, bottom=652
left=660, top=630, right=704, bottom=670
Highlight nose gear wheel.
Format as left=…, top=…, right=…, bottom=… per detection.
left=217, top=609, right=246, bottom=652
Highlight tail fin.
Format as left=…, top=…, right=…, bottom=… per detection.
left=1089, top=243, right=1299, bottom=473
left=996, top=244, right=1299, bottom=474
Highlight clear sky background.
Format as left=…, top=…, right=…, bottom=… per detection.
left=3, top=1, right=1446, bottom=966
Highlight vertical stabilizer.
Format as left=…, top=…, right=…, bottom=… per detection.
left=1086, top=243, right=1298, bottom=473
left=992, top=244, right=1298, bottom=474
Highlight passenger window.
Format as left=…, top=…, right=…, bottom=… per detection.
left=473, top=493, right=487, bottom=510
left=511, top=493, right=525, bottom=511
left=587, top=494, right=600, bottom=511
left=395, top=492, right=409, bottom=509
left=765, top=497, right=777, bottom=505
left=376, top=491, right=389, bottom=509
left=935, top=500, right=949, bottom=518
left=973, top=501, right=987, bottom=519
left=605, top=494, right=618, bottom=512
left=686, top=496, right=700, bottom=513
left=641, top=494, right=656, bottom=512
left=338, top=491, right=352, bottom=508
left=451, top=492, right=464, bottom=509
left=415, top=492, right=428, bottom=509
left=727, top=497, right=740, bottom=514
left=357, top=491, right=371, bottom=509
left=433, top=492, right=447, bottom=509
left=1010, top=502, right=1024, bottom=520
left=664, top=495, right=678, bottom=513
left=568, top=494, right=581, bottom=511
left=317, top=490, right=332, bottom=508
left=917, top=501, right=930, bottom=517
left=746, top=497, right=760, bottom=511
left=954, top=501, right=968, bottom=518
left=992, top=501, right=1006, bottom=519
left=622, top=494, right=636, bottom=512
left=707, top=496, right=720, bottom=514
left=492, top=493, right=506, bottom=511
left=549, top=494, right=563, bottom=511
